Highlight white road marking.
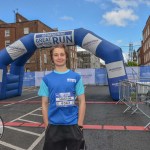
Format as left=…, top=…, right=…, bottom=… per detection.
left=0, top=96, right=44, bottom=149
left=10, top=107, right=42, bottom=122
left=18, top=118, right=40, bottom=123
left=27, top=131, right=45, bottom=150
left=23, top=86, right=36, bottom=91
left=2, top=96, right=39, bottom=107
left=5, top=126, right=41, bottom=136
left=30, top=113, right=43, bottom=117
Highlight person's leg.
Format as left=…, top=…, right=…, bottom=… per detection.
left=66, top=139, right=82, bottom=150
left=43, top=140, right=66, bottom=150
left=43, top=124, right=66, bottom=150
left=65, top=125, right=83, bottom=150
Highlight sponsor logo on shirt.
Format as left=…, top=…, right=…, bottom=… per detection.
left=67, top=78, right=76, bottom=83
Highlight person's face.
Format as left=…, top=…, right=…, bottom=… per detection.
left=52, top=47, right=67, bottom=67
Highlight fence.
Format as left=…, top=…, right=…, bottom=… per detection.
left=116, top=79, right=150, bottom=128
left=23, top=66, right=150, bottom=87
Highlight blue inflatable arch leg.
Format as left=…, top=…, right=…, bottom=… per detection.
left=74, top=28, right=127, bottom=100
left=0, top=33, right=36, bottom=99
left=0, top=28, right=127, bottom=100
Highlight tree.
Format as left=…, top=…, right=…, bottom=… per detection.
left=127, top=61, right=138, bottom=66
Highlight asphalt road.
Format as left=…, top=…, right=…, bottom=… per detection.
left=0, top=85, right=150, bottom=150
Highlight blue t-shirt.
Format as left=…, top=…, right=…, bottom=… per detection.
left=38, top=69, right=84, bottom=125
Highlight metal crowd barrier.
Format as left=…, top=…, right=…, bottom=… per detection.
left=116, top=80, right=150, bottom=128
left=116, top=80, right=136, bottom=113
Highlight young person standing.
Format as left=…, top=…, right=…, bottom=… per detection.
left=38, top=43, right=86, bottom=150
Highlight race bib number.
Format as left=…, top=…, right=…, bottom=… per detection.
left=56, top=92, right=75, bottom=107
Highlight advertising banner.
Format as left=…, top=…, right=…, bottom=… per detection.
left=34, top=30, right=74, bottom=48
left=44, top=71, right=51, bottom=75
left=23, top=72, right=35, bottom=87
left=126, top=67, right=139, bottom=82
left=82, top=33, right=102, bottom=55
left=22, top=67, right=149, bottom=87
left=0, top=69, right=3, bottom=82
left=75, top=69, right=95, bottom=85
left=140, top=66, right=150, bottom=82
left=6, top=40, right=27, bottom=60
left=95, top=68, right=108, bottom=85
left=35, top=71, right=45, bottom=86
left=106, top=61, right=126, bottom=79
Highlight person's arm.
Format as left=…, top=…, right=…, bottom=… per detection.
left=77, top=94, right=86, bottom=127
left=42, top=96, right=49, bottom=129
left=38, top=80, right=49, bottom=129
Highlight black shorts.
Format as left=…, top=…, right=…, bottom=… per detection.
left=43, top=124, right=83, bottom=150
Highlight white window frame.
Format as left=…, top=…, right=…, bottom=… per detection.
left=26, top=68, right=30, bottom=72
left=26, top=59, right=30, bottom=63
left=44, top=54, right=47, bottom=63
left=5, top=29, right=10, bottom=37
left=5, top=40, right=10, bottom=47
left=24, top=27, right=29, bottom=35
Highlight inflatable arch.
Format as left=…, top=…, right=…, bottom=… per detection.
left=0, top=28, right=127, bottom=100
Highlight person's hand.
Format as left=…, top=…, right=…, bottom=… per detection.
left=78, top=125, right=83, bottom=132
left=44, top=123, right=48, bottom=130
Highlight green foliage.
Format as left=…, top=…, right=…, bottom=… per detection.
left=131, top=92, right=136, bottom=102
left=127, top=61, right=138, bottom=66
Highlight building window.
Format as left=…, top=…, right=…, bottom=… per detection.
left=5, top=40, right=10, bottom=47
left=5, top=29, right=10, bottom=37
left=24, top=27, right=29, bottom=34
left=26, top=68, right=30, bottom=72
left=44, top=54, right=47, bottom=63
left=26, top=59, right=30, bottom=63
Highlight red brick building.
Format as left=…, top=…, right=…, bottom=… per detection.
left=138, top=16, right=150, bottom=66
left=0, top=13, right=77, bottom=71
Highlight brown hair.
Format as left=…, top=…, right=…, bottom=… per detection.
left=50, top=43, right=69, bottom=63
